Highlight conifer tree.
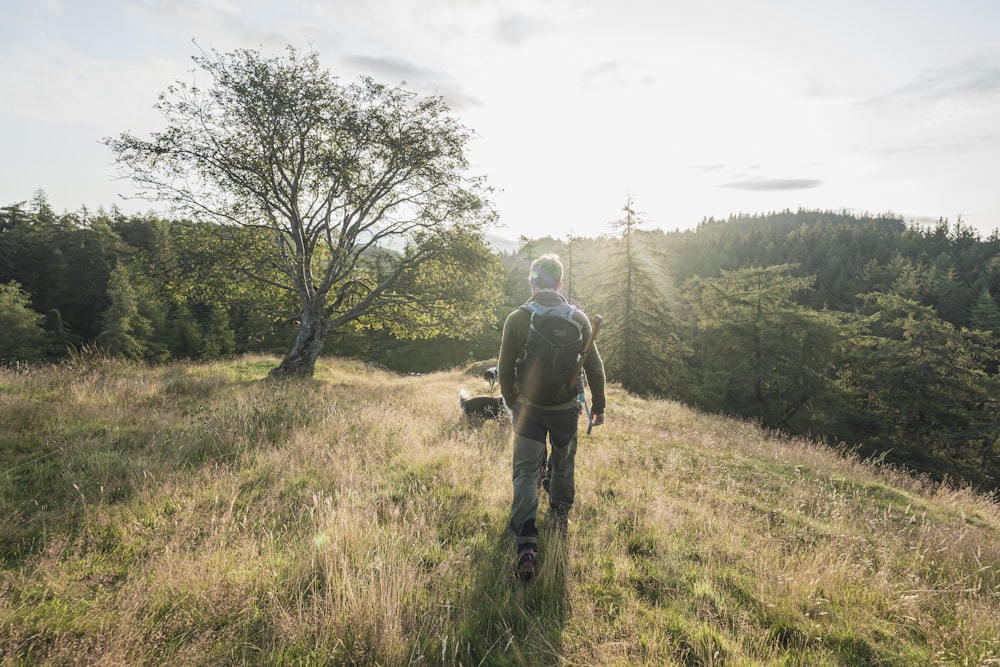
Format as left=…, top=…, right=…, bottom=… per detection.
left=43, top=308, right=79, bottom=357
left=969, top=289, right=1000, bottom=334
left=848, top=292, right=1000, bottom=484
left=0, top=281, right=46, bottom=361
left=201, top=303, right=236, bottom=359
left=584, top=196, right=685, bottom=396
left=166, top=302, right=202, bottom=359
left=97, top=265, right=152, bottom=360
left=684, top=264, right=847, bottom=431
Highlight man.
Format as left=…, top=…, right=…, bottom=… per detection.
left=497, top=253, right=606, bottom=582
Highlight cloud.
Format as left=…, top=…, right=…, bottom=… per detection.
left=342, top=54, right=481, bottom=109
left=161, top=0, right=240, bottom=30
left=721, top=177, right=823, bottom=192
left=862, top=54, right=1000, bottom=110
left=494, top=11, right=541, bottom=45
left=870, top=131, right=1000, bottom=156
left=491, top=0, right=583, bottom=46
left=896, top=56, right=1000, bottom=102
left=345, top=53, right=428, bottom=82
left=581, top=59, right=656, bottom=90
left=690, top=163, right=726, bottom=172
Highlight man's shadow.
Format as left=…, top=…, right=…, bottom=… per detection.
left=447, top=522, right=572, bottom=666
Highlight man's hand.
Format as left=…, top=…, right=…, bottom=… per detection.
left=591, top=412, right=605, bottom=427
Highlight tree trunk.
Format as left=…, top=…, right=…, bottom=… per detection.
left=268, top=313, right=327, bottom=378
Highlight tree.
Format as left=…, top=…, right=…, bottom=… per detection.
left=43, top=309, right=80, bottom=358
left=97, top=265, right=153, bottom=360
left=684, top=264, right=846, bottom=430
left=47, top=219, right=131, bottom=342
left=846, top=292, right=1000, bottom=485
left=969, top=289, right=1000, bottom=335
left=0, top=282, right=46, bottom=362
left=586, top=197, right=685, bottom=396
left=166, top=302, right=203, bottom=359
left=200, top=303, right=236, bottom=359
left=105, top=46, right=500, bottom=377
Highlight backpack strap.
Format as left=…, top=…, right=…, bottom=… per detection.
left=520, top=300, right=577, bottom=320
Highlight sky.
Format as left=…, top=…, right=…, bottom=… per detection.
left=2, top=0, right=1000, bottom=243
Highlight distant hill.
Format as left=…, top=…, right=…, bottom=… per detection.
left=485, top=232, right=519, bottom=254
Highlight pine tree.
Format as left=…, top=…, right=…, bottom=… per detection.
left=584, top=196, right=685, bottom=396
left=167, top=302, right=202, bottom=359
left=201, top=303, right=236, bottom=359
left=43, top=309, right=80, bottom=357
left=969, top=289, right=1000, bottom=334
left=0, top=281, right=46, bottom=361
left=847, top=292, right=1000, bottom=484
left=97, top=265, right=152, bottom=359
left=684, top=264, right=847, bottom=431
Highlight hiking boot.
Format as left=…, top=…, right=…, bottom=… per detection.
left=516, top=548, right=538, bottom=583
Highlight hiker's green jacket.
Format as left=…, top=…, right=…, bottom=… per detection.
left=497, top=290, right=606, bottom=414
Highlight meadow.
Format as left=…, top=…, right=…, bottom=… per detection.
left=1, top=354, right=998, bottom=665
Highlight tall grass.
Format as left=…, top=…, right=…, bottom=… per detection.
left=1, top=355, right=998, bottom=665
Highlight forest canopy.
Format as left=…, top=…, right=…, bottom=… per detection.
left=3, top=197, right=999, bottom=491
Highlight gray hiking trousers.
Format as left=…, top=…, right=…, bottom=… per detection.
left=508, top=400, right=581, bottom=550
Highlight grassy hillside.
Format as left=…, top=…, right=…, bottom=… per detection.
left=1, top=355, right=998, bottom=666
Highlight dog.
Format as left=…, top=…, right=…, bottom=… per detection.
left=459, top=388, right=508, bottom=425
left=483, top=366, right=498, bottom=390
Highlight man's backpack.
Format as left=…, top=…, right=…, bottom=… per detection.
left=515, top=301, right=584, bottom=405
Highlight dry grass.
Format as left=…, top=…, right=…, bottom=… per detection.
left=1, top=355, right=998, bottom=665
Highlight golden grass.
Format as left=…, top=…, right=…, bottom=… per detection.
left=1, top=354, right=998, bottom=665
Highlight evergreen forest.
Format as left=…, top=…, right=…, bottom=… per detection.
left=3, top=192, right=1000, bottom=492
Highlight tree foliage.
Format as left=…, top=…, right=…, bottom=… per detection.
left=585, top=199, right=685, bottom=396
left=843, top=292, right=1000, bottom=482
left=105, top=45, right=500, bottom=377
left=0, top=281, right=46, bottom=362
left=970, top=289, right=1000, bottom=335
left=684, top=265, right=851, bottom=431
left=97, top=264, right=154, bottom=360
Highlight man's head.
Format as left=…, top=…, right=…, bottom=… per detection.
left=529, top=254, right=563, bottom=292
